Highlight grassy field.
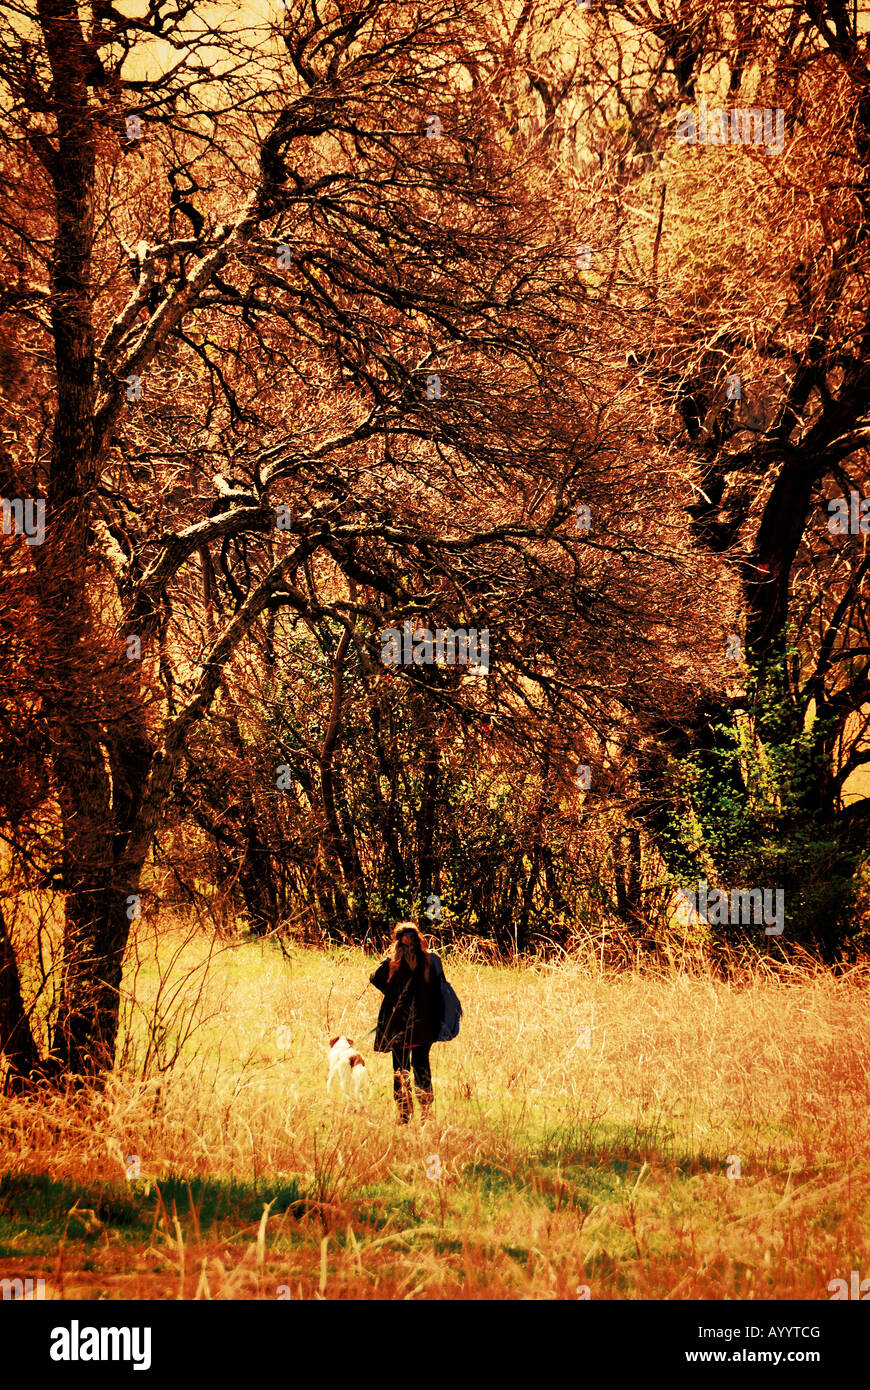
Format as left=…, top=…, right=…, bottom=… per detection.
left=1, top=920, right=868, bottom=1300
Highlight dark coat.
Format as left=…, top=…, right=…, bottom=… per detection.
left=370, top=955, right=443, bottom=1052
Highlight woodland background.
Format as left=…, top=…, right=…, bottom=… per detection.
left=1, top=0, right=869, bottom=1090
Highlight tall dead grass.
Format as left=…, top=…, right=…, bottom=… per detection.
left=1, top=918, right=868, bottom=1298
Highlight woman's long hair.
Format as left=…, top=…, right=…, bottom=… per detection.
left=387, top=921, right=431, bottom=982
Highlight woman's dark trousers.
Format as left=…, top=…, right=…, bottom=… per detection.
left=391, top=1044, right=433, bottom=1123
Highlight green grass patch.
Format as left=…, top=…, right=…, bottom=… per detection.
left=0, top=1171, right=317, bottom=1257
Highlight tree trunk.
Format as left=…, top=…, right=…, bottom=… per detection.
left=319, top=627, right=368, bottom=935
left=0, top=901, right=42, bottom=1092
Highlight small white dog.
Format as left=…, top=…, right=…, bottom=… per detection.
left=326, top=1036, right=370, bottom=1102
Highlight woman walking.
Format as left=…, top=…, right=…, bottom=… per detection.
left=370, top=922, right=443, bottom=1124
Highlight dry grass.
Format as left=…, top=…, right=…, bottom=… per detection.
left=1, top=918, right=868, bottom=1299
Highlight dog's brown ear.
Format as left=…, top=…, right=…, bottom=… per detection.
left=329, top=1036, right=340, bottom=1048
left=346, top=1037, right=353, bottom=1046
